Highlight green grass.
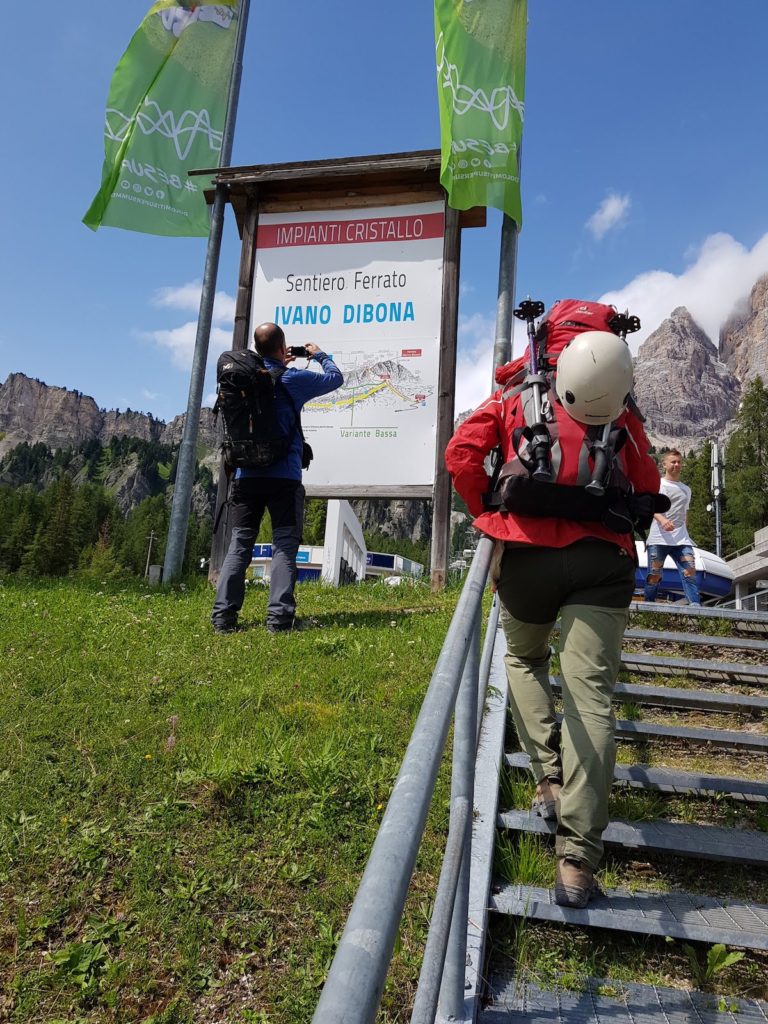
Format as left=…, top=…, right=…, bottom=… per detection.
left=491, top=920, right=766, bottom=999
left=0, top=576, right=463, bottom=1023
left=495, top=833, right=554, bottom=887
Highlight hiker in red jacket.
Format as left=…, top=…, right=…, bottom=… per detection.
left=446, top=300, right=661, bottom=908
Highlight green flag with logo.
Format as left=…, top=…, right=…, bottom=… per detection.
left=434, top=0, right=528, bottom=226
left=84, top=1, right=239, bottom=237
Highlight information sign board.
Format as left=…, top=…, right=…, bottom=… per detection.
left=252, top=201, right=445, bottom=494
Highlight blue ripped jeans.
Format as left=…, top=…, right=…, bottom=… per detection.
left=644, top=544, right=701, bottom=605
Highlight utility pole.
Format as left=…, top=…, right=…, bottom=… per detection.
left=145, top=530, right=156, bottom=578
left=710, top=440, right=724, bottom=557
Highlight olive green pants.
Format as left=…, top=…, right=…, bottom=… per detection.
left=497, top=540, right=635, bottom=869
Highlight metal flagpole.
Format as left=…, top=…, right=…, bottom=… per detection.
left=163, top=0, right=251, bottom=583
left=492, top=213, right=519, bottom=376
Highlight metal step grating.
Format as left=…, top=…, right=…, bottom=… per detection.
left=479, top=974, right=768, bottom=1024
left=549, top=676, right=768, bottom=714
left=505, top=751, right=768, bottom=802
left=498, top=809, right=768, bottom=866
left=629, top=601, right=768, bottom=635
left=553, top=713, right=768, bottom=752
left=492, top=881, right=768, bottom=950
left=620, top=652, right=768, bottom=684
left=623, top=626, right=768, bottom=653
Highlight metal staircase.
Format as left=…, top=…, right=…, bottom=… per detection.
left=476, top=599, right=768, bottom=1022
left=312, top=543, right=768, bottom=1023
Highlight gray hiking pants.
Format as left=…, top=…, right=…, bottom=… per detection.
left=496, top=540, right=635, bottom=869
left=212, top=477, right=305, bottom=629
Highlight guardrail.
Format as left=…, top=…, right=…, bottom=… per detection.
left=312, top=536, right=494, bottom=1024
left=717, top=591, right=768, bottom=612
left=724, top=541, right=760, bottom=561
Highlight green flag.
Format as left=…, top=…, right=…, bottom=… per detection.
left=434, top=0, right=528, bottom=226
left=84, top=1, right=239, bottom=237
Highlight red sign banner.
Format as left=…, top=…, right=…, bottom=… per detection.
left=257, top=212, right=445, bottom=249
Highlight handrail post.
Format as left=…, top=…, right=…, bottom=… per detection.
left=438, top=600, right=481, bottom=1020
left=477, top=595, right=500, bottom=747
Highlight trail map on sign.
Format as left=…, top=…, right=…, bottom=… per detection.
left=306, top=348, right=433, bottom=425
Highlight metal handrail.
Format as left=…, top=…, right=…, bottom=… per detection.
left=724, top=542, right=755, bottom=561
left=311, top=536, right=494, bottom=1024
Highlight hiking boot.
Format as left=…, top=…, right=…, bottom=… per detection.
left=266, top=617, right=316, bottom=634
left=531, top=778, right=562, bottom=821
left=213, top=619, right=240, bottom=635
left=554, top=857, right=602, bottom=908
left=266, top=618, right=300, bottom=634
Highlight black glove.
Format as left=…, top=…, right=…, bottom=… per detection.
left=629, top=491, right=671, bottom=532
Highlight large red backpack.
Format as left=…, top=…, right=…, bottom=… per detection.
left=486, top=299, right=648, bottom=534
left=494, top=298, right=621, bottom=391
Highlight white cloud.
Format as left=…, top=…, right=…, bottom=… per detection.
left=586, top=192, right=631, bottom=240
left=151, top=280, right=236, bottom=324
left=455, top=312, right=527, bottom=415
left=141, top=388, right=159, bottom=401
left=600, top=230, right=768, bottom=351
left=144, top=322, right=233, bottom=371
left=144, top=280, right=236, bottom=370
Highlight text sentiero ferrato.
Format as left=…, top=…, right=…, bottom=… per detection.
left=285, top=271, right=407, bottom=293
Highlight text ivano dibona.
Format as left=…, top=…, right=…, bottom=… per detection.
left=274, top=302, right=415, bottom=326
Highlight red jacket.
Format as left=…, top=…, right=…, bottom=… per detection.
left=445, top=377, right=660, bottom=557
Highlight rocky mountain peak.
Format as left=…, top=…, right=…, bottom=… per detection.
left=719, top=273, right=768, bottom=384
left=633, top=307, right=740, bottom=450
left=0, top=372, right=219, bottom=460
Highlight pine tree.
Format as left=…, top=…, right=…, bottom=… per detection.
left=682, top=442, right=716, bottom=552
left=723, top=377, right=768, bottom=552
left=303, top=499, right=328, bottom=545
left=40, top=474, right=78, bottom=575
left=115, top=494, right=169, bottom=575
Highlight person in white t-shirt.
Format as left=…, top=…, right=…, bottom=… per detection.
left=643, top=449, right=701, bottom=605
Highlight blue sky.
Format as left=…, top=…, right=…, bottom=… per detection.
left=2, top=1, right=767, bottom=423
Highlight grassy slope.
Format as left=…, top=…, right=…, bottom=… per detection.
left=0, top=578, right=460, bottom=1024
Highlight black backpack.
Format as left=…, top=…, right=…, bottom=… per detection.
left=213, top=349, right=298, bottom=470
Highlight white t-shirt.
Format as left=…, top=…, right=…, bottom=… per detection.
left=646, top=478, right=694, bottom=547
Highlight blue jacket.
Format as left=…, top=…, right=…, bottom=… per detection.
left=237, top=351, right=343, bottom=481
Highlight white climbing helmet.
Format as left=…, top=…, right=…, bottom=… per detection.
left=555, top=330, right=634, bottom=425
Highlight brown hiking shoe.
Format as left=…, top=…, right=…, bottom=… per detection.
left=554, top=857, right=602, bottom=908
left=531, top=778, right=562, bottom=821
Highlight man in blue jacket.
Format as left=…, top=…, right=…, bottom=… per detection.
left=211, top=322, right=343, bottom=634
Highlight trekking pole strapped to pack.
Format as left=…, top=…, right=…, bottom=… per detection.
left=512, top=299, right=551, bottom=481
